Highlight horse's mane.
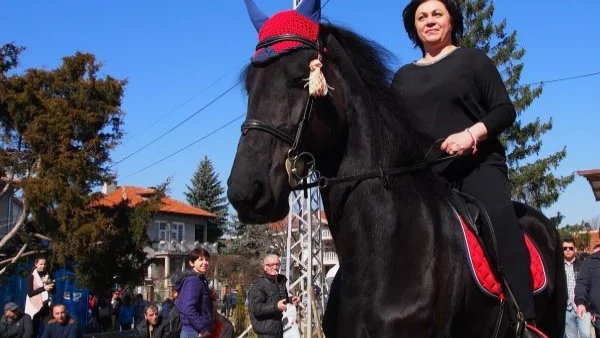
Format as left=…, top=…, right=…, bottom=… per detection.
left=320, top=23, right=430, bottom=165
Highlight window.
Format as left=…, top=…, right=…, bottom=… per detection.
left=171, top=222, right=185, bottom=242
left=157, top=221, right=169, bottom=242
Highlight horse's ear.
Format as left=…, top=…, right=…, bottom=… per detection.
left=296, top=0, right=321, bottom=22
left=244, top=0, right=269, bottom=32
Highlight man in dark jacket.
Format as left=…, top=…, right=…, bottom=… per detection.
left=0, top=302, right=33, bottom=338
left=575, top=244, right=600, bottom=336
left=41, top=304, right=82, bottom=338
left=248, top=254, right=299, bottom=338
left=135, top=304, right=169, bottom=338
left=564, top=238, right=591, bottom=338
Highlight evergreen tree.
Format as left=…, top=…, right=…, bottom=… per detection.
left=0, top=45, right=160, bottom=290
left=185, top=156, right=228, bottom=242
left=460, top=1, right=574, bottom=221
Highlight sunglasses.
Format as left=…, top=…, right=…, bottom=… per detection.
left=563, top=246, right=574, bottom=251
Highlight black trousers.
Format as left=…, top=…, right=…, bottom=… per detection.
left=440, top=162, right=535, bottom=320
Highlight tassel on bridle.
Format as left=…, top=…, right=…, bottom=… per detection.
left=305, top=54, right=333, bottom=97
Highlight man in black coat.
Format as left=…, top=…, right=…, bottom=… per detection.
left=136, top=304, right=170, bottom=338
left=0, top=302, right=33, bottom=338
left=575, top=244, right=600, bottom=335
left=248, top=254, right=300, bottom=338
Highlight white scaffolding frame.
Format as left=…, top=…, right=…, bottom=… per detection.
left=285, top=175, right=326, bottom=338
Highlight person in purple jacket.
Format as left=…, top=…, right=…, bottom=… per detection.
left=175, top=248, right=213, bottom=338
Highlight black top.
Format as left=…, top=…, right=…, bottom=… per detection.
left=26, top=271, right=49, bottom=298
left=391, top=47, right=515, bottom=169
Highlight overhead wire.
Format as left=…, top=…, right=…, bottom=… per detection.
left=111, top=80, right=242, bottom=167
left=120, top=113, right=246, bottom=179
left=518, top=71, right=600, bottom=87
left=125, top=63, right=245, bottom=140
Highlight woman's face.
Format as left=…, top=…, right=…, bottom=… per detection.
left=35, top=259, right=47, bottom=272
left=189, top=256, right=209, bottom=274
left=414, top=0, right=453, bottom=50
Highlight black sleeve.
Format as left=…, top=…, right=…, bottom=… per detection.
left=575, top=260, right=591, bottom=306
left=248, top=283, right=279, bottom=319
left=390, top=69, right=406, bottom=113
left=473, top=51, right=516, bottom=137
left=26, top=274, right=46, bottom=298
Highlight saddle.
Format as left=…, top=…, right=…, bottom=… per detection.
left=449, top=190, right=548, bottom=338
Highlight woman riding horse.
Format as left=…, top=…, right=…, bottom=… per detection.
left=227, top=0, right=566, bottom=337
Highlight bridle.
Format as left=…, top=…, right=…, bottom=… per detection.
left=241, top=33, right=459, bottom=191
left=241, top=34, right=324, bottom=189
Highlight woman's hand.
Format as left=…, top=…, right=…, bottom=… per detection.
left=440, top=130, right=474, bottom=156
left=441, top=123, right=487, bottom=156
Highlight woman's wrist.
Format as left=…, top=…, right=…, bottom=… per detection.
left=464, top=128, right=478, bottom=154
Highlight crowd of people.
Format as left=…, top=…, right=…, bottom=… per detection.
left=0, top=250, right=238, bottom=338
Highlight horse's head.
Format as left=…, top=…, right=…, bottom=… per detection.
left=228, top=0, right=347, bottom=223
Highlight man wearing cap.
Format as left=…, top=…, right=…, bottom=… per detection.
left=0, top=302, right=33, bottom=338
left=41, top=304, right=81, bottom=338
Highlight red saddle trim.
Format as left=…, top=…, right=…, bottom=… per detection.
left=458, top=215, right=547, bottom=300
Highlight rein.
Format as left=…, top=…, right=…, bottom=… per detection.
left=291, top=154, right=458, bottom=191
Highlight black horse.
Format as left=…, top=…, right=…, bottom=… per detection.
left=228, top=1, right=566, bottom=337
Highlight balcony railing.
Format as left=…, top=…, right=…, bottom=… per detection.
left=321, top=229, right=333, bottom=240
left=323, top=251, right=338, bottom=265
left=150, top=241, right=197, bottom=254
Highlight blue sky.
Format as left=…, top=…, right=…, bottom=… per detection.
left=2, top=1, right=599, bottom=226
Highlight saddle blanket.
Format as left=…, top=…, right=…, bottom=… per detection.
left=458, top=215, right=547, bottom=299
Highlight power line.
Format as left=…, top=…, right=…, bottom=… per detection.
left=120, top=113, right=245, bottom=179
left=126, top=63, right=245, bottom=140
left=112, top=80, right=242, bottom=167
left=519, top=71, right=600, bottom=87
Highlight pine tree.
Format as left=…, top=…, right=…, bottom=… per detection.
left=185, top=156, right=228, bottom=242
left=460, top=0, right=574, bottom=222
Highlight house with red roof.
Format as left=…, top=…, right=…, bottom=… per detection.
left=94, top=182, right=217, bottom=300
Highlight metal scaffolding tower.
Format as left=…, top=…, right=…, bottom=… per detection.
left=285, top=175, right=326, bottom=338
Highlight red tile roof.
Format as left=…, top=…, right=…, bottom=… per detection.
left=91, top=186, right=217, bottom=218
left=268, top=212, right=329, bottom=231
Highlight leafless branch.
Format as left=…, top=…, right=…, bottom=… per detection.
left=0, top=249, right=46, bottom=266
left=0, top=243, right=28, bottom=275
left=32, top=233, right=52, bottom=241
left=0, top=201, right=28, bottom=250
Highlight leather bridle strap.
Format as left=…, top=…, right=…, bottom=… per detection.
left=241, top=119, right=295, bottom=145
left=241, top=96, right=315, bottom=154
left=256, top=34, right=321, bottom=52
